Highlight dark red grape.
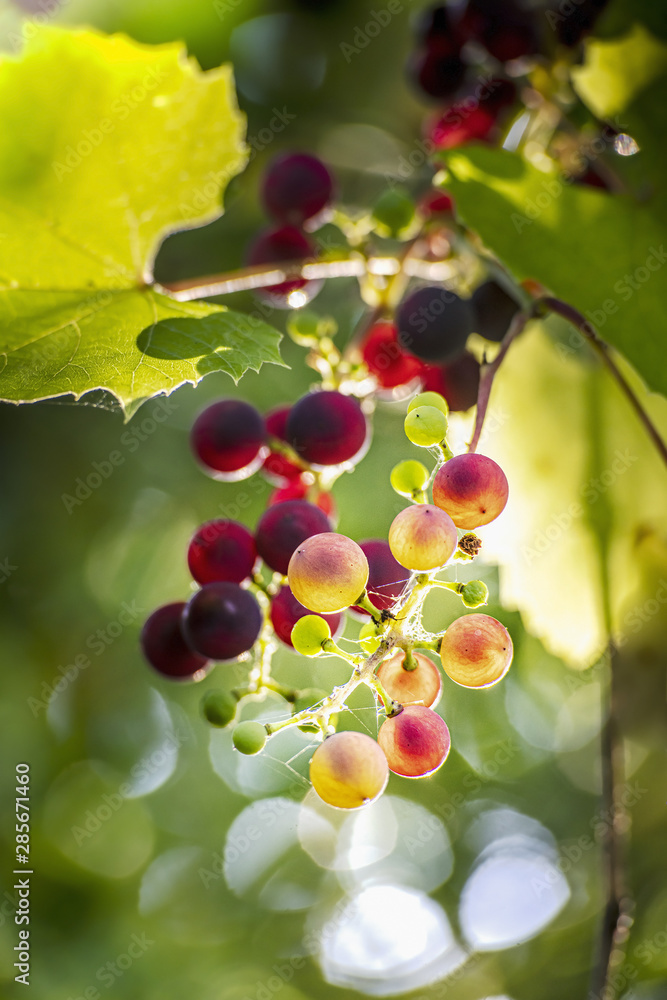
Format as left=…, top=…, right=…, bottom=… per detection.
left=255, top=499, right=331, bottom=575
left=262, top=405, right=303, bottom=485
left=415, top=4, right=457, bottom=46
left=460, top=0, right=539, bottom=61
left=246, top=225, right=319, bottom=309
left=352, top=540, right=410, bottom=616
left=472, top=281, right=520, bottom=343
left=419, top=189, right=455, bottom=217
left=268, top=481, right=337, bottom=521
left=141, top=603, right=210, bottom=680
left=270, top=584, right=342, bottom=648
left=286, top=390, right=369, bottom=467
left=190, top=399, right=265, bottom=480
left=429, top=105, right=497, bottom=150
left=407, top=47, right=467, bottom=101
left=421, top=350, right=480, bottom=412
left=362, top=322, right=424, bottom=389
left=554, top=0, right=609, bottom=46
left=261, top=152, right=334, bottom=226
left=182, top=583, right=262, bottom=661
left=187, top=520, right=257, bottom=586
left=397, top=286, right=474, bottom=363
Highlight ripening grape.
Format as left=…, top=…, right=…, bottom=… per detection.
left=390, top=460, right=430, bottom=498
left=246, top=225, right=320, bottom=309
left=140, top=603, right=210, bottom=680
left=190, top=400, right=265, bottom=480
left=472, top=280, right=520, bottom=343
left=262, top=405, right=303, bottom=484
left=182, top=583, right=262, bottom=661
left=288, top=533, right=369, bottom=613
left=419, top=189, right=454, bottom=217
left=233, top=720, right=267, bottom=755
left=439, top=613, right=512, bottom=687
left=376, top=649, right=442, bottom=708
left=404, top=405, right=448, bottom=447
left=286, top=390, right=368, bottom=467
left=255, top=499, right=331, bottom=575
left=388, top=504, right=457, bottom=571
left=421, top=350, right=480, bottom=412
left=432, top=453, right=508, bottom=528
left=362, top=322, right=424, bottom=389
left=200, top=689, right=238, bottom=727
left=429, top=104, right=497, bottom=150
left=353, top=539, right=410, bottom=614
left=378, top=705, right=451, bottom=777
left=291, top=614, right=333, bottom=656
left=310, top=731, right=389, bottom=808
left=261, top=152, right=334, bottom=226
left=270, top=585, right=342, bottom=649
left=187, top=520, right=257, bottom=586
left=397, top=286, right=474, bottom=363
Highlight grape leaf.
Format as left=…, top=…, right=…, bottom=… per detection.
left=0, top=28, right=283, bottom=415
left=442, top=145, right=667, bottom=398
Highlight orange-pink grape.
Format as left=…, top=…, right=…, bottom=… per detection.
left=288, top=532, right=369, bottom=613
left=309, top=731, right=389, bottom=808
left=378, top=705, right=451, bottom=777
left=388, top=503, right=457, bottom=571
left=432, top=453, right=508, bottom=529
left=439, top=613, right=513, bottom=687
left=376, top=650, right=442, bottom=708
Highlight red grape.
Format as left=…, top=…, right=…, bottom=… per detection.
left=421, top=351, right=480, bottom=412
left=262, top=405, right=303, bottom=485
left=246, top=225, right=320, bottom=309
left=397, top=286, right=474, bottom=363
left=439, top=613, right=512, bottom=687
left=190, top=399, right=265, bottom=480
left=182, top=582, right=262, bottom=661
left=352, top=539, right=410, bottom=615
left=255, top=499, right=331, bottom=575
left=140, top=603, right=210, bottom=680
left=286, top=390, right=369, bottom=467
left=261, top=152, right=334, bottom=226
left=362, top=322, right=424, bottom=389
left=187, top=520, right=257, bottom=586
left=432, top=453, right=508, bottom=529
left=378, top=705, right=451, bottom=777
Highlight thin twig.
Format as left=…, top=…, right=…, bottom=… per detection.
left=541, top=296, right=667, bottom=469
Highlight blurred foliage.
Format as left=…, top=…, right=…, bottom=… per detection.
left=0, top=1, right=665, bottom=1000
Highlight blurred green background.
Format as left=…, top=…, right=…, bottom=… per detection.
left=1, top=1, right=666, bottom=999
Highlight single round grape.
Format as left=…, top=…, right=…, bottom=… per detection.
left=390, top=460, right=430, bottom=498
left=407, top=48, right=467, bottom=101
left=182, top=583, right=262, bottom=661
left=439, top=613, right=512, bottom=688
left=421, top=350, right=480, bottom=412
left=233, top=720, right=267, bottom=755
left=261, top=152, right=334, bottom=225
left=376, top=650, right=442, bottom=709
left=472, top=280, right=520, bottom=343
left=461, top=580, right=489, bottom=608
left=255, top=499, right=331, bottom=575
left=190, top=399, right=265, bottom=480
left=378, top=705, right=451, bottom=777
left=286, top=390, right=368, bottom=468
left=397, top=286, right=474, bottom=363
left=372, top=187, right=415, bottom=237
left=187, top=519, right=257, bottom=586
left=200, top=689, right=238, bottom=727
left=246, top=225, right=320, bottom=309
left=270, top=584, right=342, bottom=649
left=291, top=614, right=332, bottom=656
left=407, top=390, right=449, bottom=416
left=432, top=453, right=509, bottom=529
left=362, top=322, right=424, bottom=389
left=429, top=104, right=497, bottom=150
left=310, top=731, right=389, bottom=809
left=288, top=533, right=369, bottom=613
left=388, top=504, right=458, bottom=571
left=351, top=539, right=410, bottom=615
left=262, top=405, right=303, bottom=484
left=140, top=603, right=210, bottom=680
left=404, top=405, right=448, bottom=447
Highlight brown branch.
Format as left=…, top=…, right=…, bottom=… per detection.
left=541, top=297, right=667, bottom=469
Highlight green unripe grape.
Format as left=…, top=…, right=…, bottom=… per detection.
left=461, top=580, right=489, bottom=608
left=200, top=689, right=238, bottom=728
left=407, top=391, right=449, bottom=417
left=404, top=406, right=448, bottom=447
left=232, top=720, right=267, bottom=755
left=372, top=187, right=415, bottom=238
left=287, top=311, right=337, bottom=346
left=291, top=614, right=332, bottom=656
left=390, top=460, right=430, bottom=498
left=359, top=621, right=381, bottom=654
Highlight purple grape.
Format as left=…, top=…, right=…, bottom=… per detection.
left=182, top=583, right=262, bottom=661
left=397, top=286, right=474, bottom=363
left=262, top=152, right=334, bottom=225
left=190, top=399, right=265, bottom=480
left=187, top=520, right=257, bottom=586
left=255, top=499, right=331, bottom=575
left=407, top=47, right=467, bottom=101
left=270, top=584, right=342, bottom=648
left=352, top=540, right=410, bottom=616
left=286, top=390, right=369, bottom=467
left=141, top=603, right=210, bottom=680
left=472, top=281, right=520, bottom=343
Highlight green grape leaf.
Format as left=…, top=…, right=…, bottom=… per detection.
left=443, top=145, right=667, bottom=398
left=0, top=28, right=283, bottom=415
